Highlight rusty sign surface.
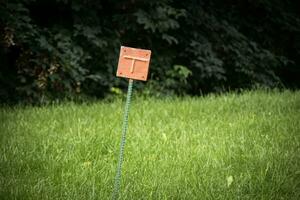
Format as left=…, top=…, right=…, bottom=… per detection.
left=116, top=46, right=151, bottom=81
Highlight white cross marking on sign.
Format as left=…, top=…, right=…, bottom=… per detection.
left=123, top=55, right=149, bottom=73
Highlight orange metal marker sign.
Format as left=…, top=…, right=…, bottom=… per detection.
left=116, top=46, right=151, bottom=81
left=113, top=46, right=152, bottom=199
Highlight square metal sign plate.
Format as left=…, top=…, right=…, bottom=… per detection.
left=116, top=46, right=151, bottom=81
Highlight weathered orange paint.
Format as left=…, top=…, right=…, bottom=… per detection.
left=116, top=46, right=151, bottom=81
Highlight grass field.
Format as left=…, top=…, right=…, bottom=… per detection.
left=0, top=90, right=300, bottom=200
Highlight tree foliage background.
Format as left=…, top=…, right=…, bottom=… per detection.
left=1, top=0, right=299, bottom=103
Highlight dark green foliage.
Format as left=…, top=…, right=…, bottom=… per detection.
left=0, top=0, right=299, bottom=103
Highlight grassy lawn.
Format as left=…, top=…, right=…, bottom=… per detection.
left=0, top=90, right=300, bottom=200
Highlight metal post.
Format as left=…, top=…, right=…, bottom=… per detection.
left=112, top=79, right=134, bottom=200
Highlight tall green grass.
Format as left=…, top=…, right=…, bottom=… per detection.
left=1, top=90, right=300, bottom=199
